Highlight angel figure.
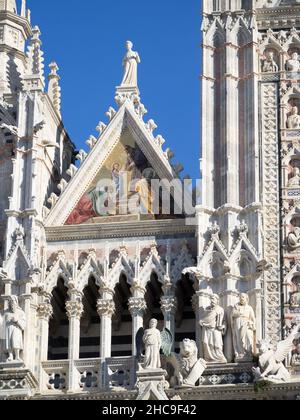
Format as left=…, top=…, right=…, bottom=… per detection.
left=253, top=325, right=300, bottom=383
left=136, top=319, right=173, bottom=371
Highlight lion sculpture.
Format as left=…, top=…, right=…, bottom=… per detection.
left=168, top=339, right=207, bottom=388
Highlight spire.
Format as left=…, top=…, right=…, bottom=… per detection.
left=24, top=26, right=45, bottom=90
left=0, top=0, right=17, bottom=13
left=48, top=62, right=61, bottom=115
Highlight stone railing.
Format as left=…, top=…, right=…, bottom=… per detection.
left=42, top=356, right=137, bottom=394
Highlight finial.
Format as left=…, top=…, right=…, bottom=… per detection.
left=48, top=62, right=61, bottom=115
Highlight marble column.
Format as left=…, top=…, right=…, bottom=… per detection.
left=97, top=298, right=115, bottom=359
left=37, top=300, right=53, bottom=392
left=66, top=291, right=84, bottom=393
left=128, top=297, right=146, bottom=356
left=160, top=296, right=177, bottom=349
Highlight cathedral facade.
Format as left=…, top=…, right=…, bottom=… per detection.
left=0, top=0, right=300, bottom=400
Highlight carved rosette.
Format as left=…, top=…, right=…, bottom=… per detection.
left=97, top=299, right=115, bottom=318
left=160, top=296, right=177, bottom=315
left=128, top=297, right=147, bottom=316
left=37, top=303, right=53, bottom=320
left=66, top=300, right=84, bottom=320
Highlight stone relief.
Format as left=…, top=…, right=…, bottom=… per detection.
left=262, top=51, right=279, bottom=73
left=292, top=342, right=300, bottom=366
left=287, top=227, right=300, bottom=250
left=230, top=293, right=256, bottom=362
left=199, top=294, right=227, bottom=364
left=253, top=325, right=300, bottom=383
left=287, top=106, right=300, bottom=129
left=288, top=167, right=300, bottom=187
left=286, top=52, right=300, bottom=73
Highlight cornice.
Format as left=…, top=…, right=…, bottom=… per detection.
left=257, top=6, right=300, bottom=30
left=45, top=219, right=196, bottom=242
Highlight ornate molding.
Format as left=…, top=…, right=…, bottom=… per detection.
left=97, top=299, right=115, bottom=318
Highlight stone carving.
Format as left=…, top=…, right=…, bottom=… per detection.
left=137, top=319, right=172, bottom=370
left=292, top=343, right=300, bottom=366
left=143, top=319, right=162, bottom=369
left=121, top=41, right=141, bottom=87
left=231, top=293, right=256, bottom=362
left=262, top=51, right=278, bottom=73
left=290, top=282, right=300, bottom=309
left=287, top=227, right=300, bottom=250
left=3, top=296, right=26, bottom=362
left=288, top=167, right=300, bottom=187
left=287, top=107, right=300, bottom=129
left=199, top=294, right=227, bottom=364
left=286, top=52, right=300, bottom=72
left=168, top=339, right=207, bottom=388
left=253, top=326, right=300, bottom=383
left=0, top=123, right=19, bottom=136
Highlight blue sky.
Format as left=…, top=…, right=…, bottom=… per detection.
left=29, top=0, right=201, bottom=179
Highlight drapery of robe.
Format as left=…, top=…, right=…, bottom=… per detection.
left=121, top=51, right=140, bottom=87
left=201, top=306, right=227, bottom=363
left=143, top=328, right=161, bottom=369
left=4, top=308, right=26, bottom=352
left=231, top=304, right=256, bottom=358
left=66, top=193, right=96, bottom=225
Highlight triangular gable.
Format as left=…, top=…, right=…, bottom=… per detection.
left=45, top=100, right=181, bottom=227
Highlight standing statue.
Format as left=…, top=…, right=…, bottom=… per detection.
left=121, top=41, right=141, bottom=87
left=4, top=296, right=26, bottom=362
left=262, top=51, right=278, bottom=73
left=253, top=325, right=300, bottom=383
left=168, top=339, right=207, bottom=388
left=137, top=319, right=173, bottom=371
left=286, top=52, right=300, bottom=72
left=231, top=293, right=256, bottom=362
left=287, top=106, right=300, bottom=129
left=199, top=294, right=227, bottom=364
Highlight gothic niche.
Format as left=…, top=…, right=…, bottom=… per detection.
left=290, top=276, right=300, bottom=312
left=262, top=49, right=279, bottom=73
left=175, top=274, right=195, bottom=352
left=112, top=275, right=131, bottom=357
left=286, top=99, right=300, bottom=129
left=144, top=273, right=163, bottom=328
left=80, top=277, right=100, bottom=359
left=48, top=278, right=69, bottom=361
left=287, top=215, right=300, bottom=250
left=288, top=159, right=300, bottom=187
left=286, top=48, right=300, bottom=73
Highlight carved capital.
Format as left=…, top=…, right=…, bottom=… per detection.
left=97, top=299, right=115, bottom=318
left=160, top=296, right=177, bottom=315
left=128, top=297, right=147, bottom=316
left=37, top=303, right=53, bottom=320
left=66, top=300, right=84, bottom=319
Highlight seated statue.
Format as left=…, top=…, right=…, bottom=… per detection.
left=287, top=227, right=300, bottom=250
left=286, top=52, right=300, bottom=72
left=263, top=51, right=278, bottom=73
left=168, top=339, right=207, bottom=388
left=287, top=107, right=300, bottom=129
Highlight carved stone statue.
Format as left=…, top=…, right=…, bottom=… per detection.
left=286, top=52, right=300, bottom=72
left=287, top=107, right=300, bottom=129
left=263, top=51, right=278, bottom=72
left=287, top=227, right=300, bottom=250
left=4, top=296, right=26, bottom=362
left=292, top=343, right=300, bottom=366
left=231, top=293, right=256, bottom=362
left=121, top=41, right=141, bottom=87
left=168, top=339, right=207, bottom=388
left=138, top=319, right=172, bottom=371
left=288, top=167, right=300, bottom=187
left=253, top=325, right=300, bottom=383
left=199, top=294, right=227, bottom=364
